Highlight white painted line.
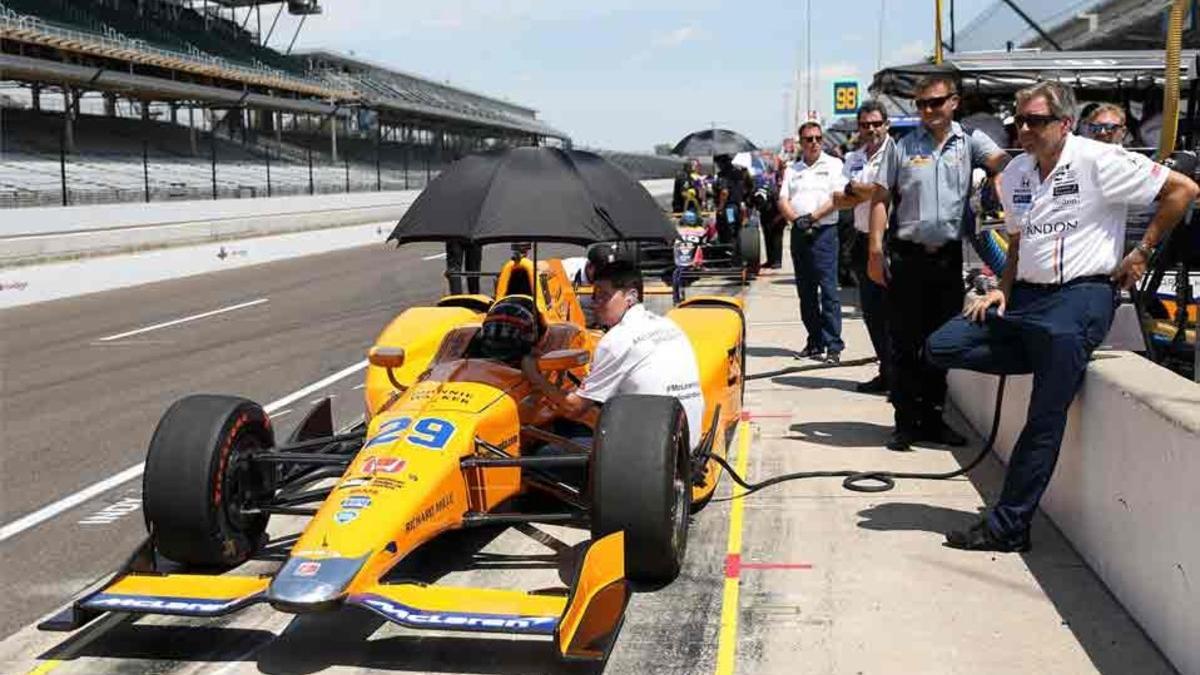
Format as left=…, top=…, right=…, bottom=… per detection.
left=0, top=358, right=368, bottom=544
left=97, top=298, right=269, bottom=342
left=311, top=395, right=335, bottom=405
left=271, top=408, right=293, bottom=419
left=422, top=252, right=447, bottom=261
left=352, top=383, right=365, bottom=390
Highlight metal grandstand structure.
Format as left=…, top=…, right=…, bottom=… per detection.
left=0, top=0, right=636, bottom=207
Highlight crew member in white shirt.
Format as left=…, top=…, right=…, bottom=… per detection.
left=928, top=81, right=1199, bottom=552
left=779, top=122, right=848, bottom=363
left=834, top=100, right=892, bottom=392
left=533, top=260, right=705, bottom=451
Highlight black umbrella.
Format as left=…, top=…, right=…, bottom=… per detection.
left=387, top=147, right=676, bottom=246
left=671, top=128, right=758, bottom=157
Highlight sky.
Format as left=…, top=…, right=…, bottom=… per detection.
left=263, top=0, right=1001, bottom=152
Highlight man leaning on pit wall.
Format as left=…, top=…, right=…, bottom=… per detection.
left=928, top=81, right=1199, bottom=552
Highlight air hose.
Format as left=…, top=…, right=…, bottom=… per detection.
left=700, top=366, right=1007, bottom=498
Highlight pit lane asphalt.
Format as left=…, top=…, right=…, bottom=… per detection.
left=0, top=240, right=589, bottom=640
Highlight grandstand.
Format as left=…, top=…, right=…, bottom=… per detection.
left=0, top=0, right=678, bottom=208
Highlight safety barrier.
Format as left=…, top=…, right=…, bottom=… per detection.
left=948, top=356, right=1200, bottom=675
left=0, top=179, right=675, bottom=266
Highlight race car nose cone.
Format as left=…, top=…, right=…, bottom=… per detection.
left=267, top=555, right=368, bottom=613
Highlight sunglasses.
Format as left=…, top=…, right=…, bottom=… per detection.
left=1014, top=114, right=1062, bottom=129
left=1087, top=122, right=1124, bottom=134
left=914, top=94, right=954, bottom=110
left=858, top=120, right=886, bottom=129
left=801, top=135, right=823, bottom=143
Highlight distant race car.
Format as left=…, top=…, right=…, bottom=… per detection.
left=41, top=251, right=746, bottom=664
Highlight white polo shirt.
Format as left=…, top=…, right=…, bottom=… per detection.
left=1000, top=134, right=1167, bottom=284
left=578, top=305, right=704, bottom=449
left=843, top=139, right=889, bottom=233
left=780, top=152, right=846, bottom=226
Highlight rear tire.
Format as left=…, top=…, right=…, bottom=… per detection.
left=591, top=395, right=691, bottom=584
left=143, top=394, right=275, bottom=568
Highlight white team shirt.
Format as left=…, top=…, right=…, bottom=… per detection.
left=1000, top=134, right=1167, bottom=284
left=578, top=305, right=705, bottom=449
left=780, top=152, right=846, bottom=226
left=843, top=140, right=888, bottom=233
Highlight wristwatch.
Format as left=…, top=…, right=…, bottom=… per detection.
left=1133, top=241, right=1153, bottom=259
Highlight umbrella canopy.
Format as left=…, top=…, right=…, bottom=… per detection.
left=671, top=128, right=757, bottom=157
left=388, top=147, right=676, bottom=246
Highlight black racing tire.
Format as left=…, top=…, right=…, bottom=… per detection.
left=143, top=394, right=275, bottom=568
left=591, top=395, right=691, bottom=584
left=738, top=224, right=762, bottom=273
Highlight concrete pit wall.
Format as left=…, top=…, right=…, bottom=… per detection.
left=948, top=354, right=1200, bottom=675
left=1, top=179, right=676, bottom=267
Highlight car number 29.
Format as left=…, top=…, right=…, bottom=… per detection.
left=364, top=417, right=456, bottom=450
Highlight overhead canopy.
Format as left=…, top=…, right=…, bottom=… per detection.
left=871, top=50, right=1199, bottom=99
left=388, top=147, right=677, bottom=246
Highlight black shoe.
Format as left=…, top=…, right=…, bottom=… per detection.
left=794, top=345, right=824, bottom=360
left=855, top=375, right=887, bottom=394
left=885, top=427, right=917, bottom=452
left=825, top=351, right=841, bottom=365
left=919, top=420, right=967, bottom=447
left=945, top=520, right=1031, bottom=553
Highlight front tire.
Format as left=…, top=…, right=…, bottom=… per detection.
left=591, top=395, right=691, bottom=584
left=143, top=394, right=275, bottom=568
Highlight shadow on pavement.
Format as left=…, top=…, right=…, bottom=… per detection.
left=787, top=420, right=894, bottom=447
left=853, top=419, right=1176, bottom=674
left=772, top=374, right=861, bottom=392
left=746, top=345, right=797, bottom=358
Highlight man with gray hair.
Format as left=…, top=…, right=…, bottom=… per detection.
left=928, top=80, right=1198, bottom=552
left=1083, top=103, right=1127, bottom=145
left=867, top=74, right=1011, bottom=450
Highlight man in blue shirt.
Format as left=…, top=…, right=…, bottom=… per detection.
left=867, top=74, right=1010, bottom=451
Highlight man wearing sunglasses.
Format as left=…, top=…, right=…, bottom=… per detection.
left=779, top=121, right=847, bottom=363
left=867, top=74, right=1011, bottom=451
left=928, top=81, right=1198, bottom=552
left=1083, top=103, right=1126, bottom=145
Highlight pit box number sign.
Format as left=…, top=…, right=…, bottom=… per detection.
left=833, top=81, right=859, bottom=115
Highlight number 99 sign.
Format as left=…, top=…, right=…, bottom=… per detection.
left=364, top=416, right=457, bottom=450
left=833, top=81, right=859, bottom=115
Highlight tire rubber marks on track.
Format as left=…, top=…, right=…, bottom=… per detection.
left=0, top=359, right=368, bottom=544
left=95, top=298, right=269, bottom=342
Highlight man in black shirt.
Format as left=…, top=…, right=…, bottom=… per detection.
left=713, top=154, right=753, bottom=244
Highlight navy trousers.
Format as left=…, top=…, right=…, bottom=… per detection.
left=926, top=279, right=1116, bottom=544
left=790, top=224, right=844, bottom=353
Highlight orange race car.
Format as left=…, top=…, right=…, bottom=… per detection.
left=41, top=250, right=746, bottom=664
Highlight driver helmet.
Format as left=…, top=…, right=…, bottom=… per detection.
left=681, top=210, right=699, bottom=226
left=477, top=295, right=542, bottom=364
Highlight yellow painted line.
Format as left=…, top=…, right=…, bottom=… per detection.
left=26, top=661, right=62, bottom=675
left=715, top=418, right=752, bottom=675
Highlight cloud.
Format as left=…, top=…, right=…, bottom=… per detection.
left=654, top=25, right=703, bottom=47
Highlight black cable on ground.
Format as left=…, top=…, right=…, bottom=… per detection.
left=713, top=364, right=1007, bottom=498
